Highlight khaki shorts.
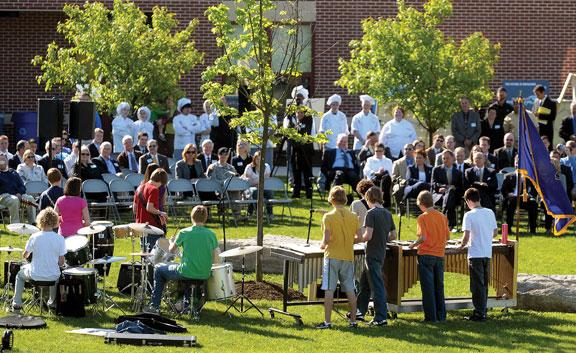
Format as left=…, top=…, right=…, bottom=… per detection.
left=321, top=258, right=355, bottom=293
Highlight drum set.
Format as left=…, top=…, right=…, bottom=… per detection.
left=1, top=220, right=264, bottom=318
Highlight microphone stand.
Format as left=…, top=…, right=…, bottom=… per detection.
left=219, top=173, right=235, bottom=251
left=305, top=177, right=315, bottom=245
left=397, top=199, right=405, bottom=241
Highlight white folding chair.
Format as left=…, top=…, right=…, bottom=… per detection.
left=125, top=173, right=144, bottom=189
left=264, top=177, right=293, bottom=223
left=82, top=179, right=119, bottom=222
left=102, top=173, right=121, bottom=184
left=25, top=181, right=49, bottom=196
left=167, top=179, right=200, bottom=225
left=109, top=179, right=135, bottom=221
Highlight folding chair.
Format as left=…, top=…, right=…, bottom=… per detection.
left=500, top=167, right=516, bottom=174
left=102, top=173, right=121, bottom=184
left=82, top=179, right=119, bottom=222
left=194, top=179, right=223, bottom=220
left=109, top=179, right=135, bottom=222
left=167, top=179, right=200, bottom=226
left=25, top=181, right=49, bottom=196
left=264, top=177, right=293, bottom=223
left=224, top=177, right=257, bottom=224
left=125, top=173, right=144, bottom=189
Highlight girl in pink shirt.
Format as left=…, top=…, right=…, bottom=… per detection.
left=54, top=177, right=90, bottom=237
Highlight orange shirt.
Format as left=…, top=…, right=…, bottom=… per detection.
left=416, top=208, right=450, bottom=257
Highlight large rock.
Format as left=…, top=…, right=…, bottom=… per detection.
left=517, top=274, right=576, bottom=313
left=219, top=235, right=321, bottom=274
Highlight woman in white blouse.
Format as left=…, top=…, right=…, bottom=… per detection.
left=112, top=102, right=135, bottom=153
left=242, top=151, right=273, bottom=217
left=17, top=149, right=48, bottom=184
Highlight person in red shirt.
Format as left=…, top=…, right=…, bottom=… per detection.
left=134, top=168, right=168, bottom=251
left=409, top=190, right=450, bottom=322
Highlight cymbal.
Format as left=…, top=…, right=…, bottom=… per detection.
left=130, top=252, right=152, bottom=257
left=77, top=225, right=106, bottom=235
left=91, top=220, right=114, bottom=227
left=6, top=223, right=39, bottom=235
left=0, top=246, right=23, bottom=252
left=89, top=256, right=127, bottom=265
left=128, top=223, right=164, bottom=235
left=220, top=245, right=263, bottom=258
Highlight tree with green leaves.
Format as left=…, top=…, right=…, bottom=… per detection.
left=338, top=0, right=500, bottom=144
left=203, top=0, right=325, bottom=281
left=32, top=0, right=203, bottom=114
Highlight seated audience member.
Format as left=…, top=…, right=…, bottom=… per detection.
left=413, top=138, right=426, bottom=153
left=17, top=149, right=48, bottom=184
left=175, top=143, right=204, bottom=180
left=139, top=139, right=170, bottom=174
left=454, top=147, right=471, bottom=184
left=9, top=140, right=28, bottom=169
left=357, top=131, right=378, bottom=168
left=391, top=143, right=415, bottom=205
left=54, top=177, right=90, bottom=238
left=494, top=133, right=517, bottom=171
left=426, top=134, right=445, bottom=166
left=11, top=207, right=66, bottom=313
left=231, top=140, right=252, bottom=176
left=242, top=150, right=272, bottom=217
left=350, top=179, right=375, bottom=235
left=38, top=141, right=68, bottom=178
left=434, top=135, right=456, bottom=166
left=501, top=157, right=537, bottom=234
left=559, top=102, right=576, bottom=143
left=134, top=168, right=169, bottom=250
left=363, top=143, right=393, bottom=207
left=134, top=131, right=149, bottom=155
left=198, top=139, right=217, bottom=172
left=117, top=135, right=142, bottom=173
left=464, top=152, right=498, bottom=210
left=206, top=147, right=237, bottom=182
left=147, top=206, right=220, bottom=314
left=73, top=146, right=103, bottom=182
left=64, top=141, right=80, bottom=177
left=321, top=133, right=360, bottom=192
left=478, top=136, right=497, bottom=169
left=431, top=150, right=462, bottom=230
left=404, top=149, right=432, bottom=199
left=0, top=153, right=27, bottom=223
left=560, top=140, right=576, bottom=199
left=0, top=135, right=13, bottom=159
left=480, top=107, right=505, bottom=152
left=51, top=137, right=69, bottom=161
left=28, top=138, right=42, bottom=162
left=92, top=141, right=121, bottom=175
left=39, top=168, right=64, bottom=211
left=88, top=128, right=104, bottom=158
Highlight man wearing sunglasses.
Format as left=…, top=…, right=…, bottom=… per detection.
left=139, top=139, right=170, bottom=174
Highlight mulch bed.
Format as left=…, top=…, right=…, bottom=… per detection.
left=237, top=280, right=306, bottom=301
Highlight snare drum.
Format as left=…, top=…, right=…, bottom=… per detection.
left=207, top=263, right=236, bottom=300
left=64, top=235, right=91, bottom=266
left=150, top=238, right=176, bottom=265
left=61, top=267, right=98, bottom=304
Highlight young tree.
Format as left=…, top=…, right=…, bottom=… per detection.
left=32, top=0, right=203, bottom=113
left=203, top=0, right=325, bottom=281
left=338, top=0, right=500, bottom=144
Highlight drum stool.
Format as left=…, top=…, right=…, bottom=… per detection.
left=25, top=279, right=57, bottom=315
left=167, top=279, right=206, bottom=321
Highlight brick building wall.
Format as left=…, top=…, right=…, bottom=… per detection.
left=1, top=0, right=575, bottom=121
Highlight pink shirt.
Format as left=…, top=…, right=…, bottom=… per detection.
left=55, top=196, right=87, bottom=237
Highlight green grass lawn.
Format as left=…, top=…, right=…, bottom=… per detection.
left=0, top=196, right=575, bottom=352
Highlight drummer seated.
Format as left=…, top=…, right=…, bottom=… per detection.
left=147, top=205, right=220, bottom=314
left=11, top=208, right=66, bottom=313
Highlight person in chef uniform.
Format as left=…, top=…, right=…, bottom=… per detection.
left=320, top=94, right=349, bottom=151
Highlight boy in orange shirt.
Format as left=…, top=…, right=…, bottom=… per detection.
left=409, top=190, right=450, bottom=322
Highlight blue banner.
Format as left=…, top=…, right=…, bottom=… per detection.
left=517, top=101, right=575, bottom=235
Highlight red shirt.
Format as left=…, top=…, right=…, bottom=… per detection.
left=134, top=182, right=161, bottom=227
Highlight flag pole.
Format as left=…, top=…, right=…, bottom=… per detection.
left=515, top=96, right=523, bottom=241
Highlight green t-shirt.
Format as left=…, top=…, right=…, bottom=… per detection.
left=175, top=226, right=219, bottom=280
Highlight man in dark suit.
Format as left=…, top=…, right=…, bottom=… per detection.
left=431, top=150, right=462, bottom=230
left=88, top=128, right=104, bottom=159
left=501, top=162, right=537, bottom=233
left=133, top=131, right=149, bottom=155
left=117, top=135, right=142, bottom=173
left=488, top=87, right=515, bottom=121
left=198, top=139, right=217, bottom=172
left=559, top=102, right=576, bottom=143
left=450, top=97, right=481, bottom=151
left=494, top=133, right=517, bottom=172
left=454, top=147, right=471, bottom=185
left=92, top=141, right=121, bottom=175
left=139, top=139, right=170, bottom=174
left=38, top=141, right=68, bottom=179
left=464, top=152, right=498, bottom=210
left=478, top=136, right=497, bottom=169
left=426, top=134, right=445, bottom=166
left=321, top=134, right=360, bottom=191
left=532, top=84, right=557, bottom=145
left=8, top=140, right=27, bottom=169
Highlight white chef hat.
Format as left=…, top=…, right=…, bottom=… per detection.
left=137, top=106, right=151, bottom=121
left=291, top=85, right=309, bottom=99
left=360, top=95, right=374, bottom=105
left=177, top=97, right=192, bottom=113
left=326, top=94, right=342, bottom=106
left=116, top=102, right=131, bottom=117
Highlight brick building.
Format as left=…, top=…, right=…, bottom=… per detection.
left=0, top=0, right=575, bottom=129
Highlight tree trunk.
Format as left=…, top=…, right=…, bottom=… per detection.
left=255, top=112, right=270, bottom=282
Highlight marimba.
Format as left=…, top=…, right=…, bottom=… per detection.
left=268, top=243, right=365, bottom=323
left=384, top=240, right=518, bottom=315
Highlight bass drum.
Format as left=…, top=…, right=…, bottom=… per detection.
left=61, top=267, right=98, bottom=304
left=207, top=263, right=236, bottom=301
left=64, top=235, right=91, bottom=266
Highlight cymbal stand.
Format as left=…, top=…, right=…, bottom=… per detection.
left=225, top=254, right=263, bottom=316
left=0, top=252, right=18, bottom=309
left=93, top=257, right=125, bottom=315
left=118, top=229, right=138, bottom=298
left=132, top=235, right=151, bottom=312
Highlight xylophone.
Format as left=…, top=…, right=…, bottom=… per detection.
left=384, top=240, right=518, bottom=315
left=268, top=243, right=365, bottom=323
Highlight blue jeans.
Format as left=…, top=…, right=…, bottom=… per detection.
left=356, top=257, right=387, bottom=321
left=150, top=263, right=188, bottom=309
left=418, top=255, right=446, bottom=322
